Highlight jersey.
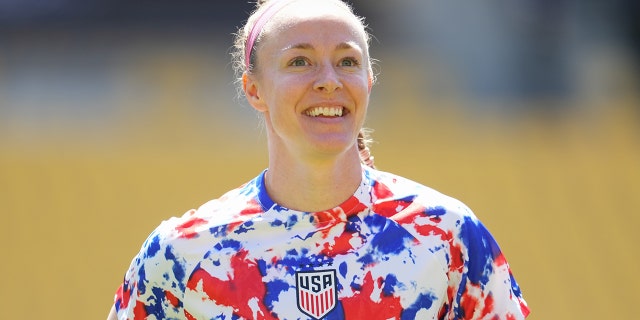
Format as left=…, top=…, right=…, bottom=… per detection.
left=114, top=167, right=530, bottom=319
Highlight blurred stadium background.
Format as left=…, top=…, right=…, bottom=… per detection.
left=1, top=1, right=638, bottom=319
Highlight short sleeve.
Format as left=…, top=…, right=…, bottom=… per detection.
left=113, top=223, right=188, bottom=320
left=448, top=215, right=530, bottom=319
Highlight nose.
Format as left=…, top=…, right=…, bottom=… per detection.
left=313, top=63, right=343, bottom=93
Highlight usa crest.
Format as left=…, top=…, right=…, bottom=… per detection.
left=295, top=269, right=338, bottom=319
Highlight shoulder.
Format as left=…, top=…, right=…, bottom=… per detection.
left=116, top=176, right=261, bottom=319
left=129, top=175, right=265, bottom=281
left=367, top=168, right=488, bottom=251
left=147, top=176, right=265, bottom=252
left=368, top=168, right=475, bottom=223
left=116, top=176, right=266, bottom=315
left=366, top=169, right=530, bottom=318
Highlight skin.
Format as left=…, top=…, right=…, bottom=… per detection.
left=107, top=306, right=116, bottom=320
left=243, top=1, right=373, bottom=212
left=107, top=1, right=372, bottom=318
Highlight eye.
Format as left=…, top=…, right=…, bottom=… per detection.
left=340, top=57, right=360, bottom=67
left=288, top=57, right=310, bottom=67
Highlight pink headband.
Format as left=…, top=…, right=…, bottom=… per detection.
left=245, top=0, right=297, bottom=70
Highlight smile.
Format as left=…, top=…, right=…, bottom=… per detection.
left=304, top=106, right=345, bottom=117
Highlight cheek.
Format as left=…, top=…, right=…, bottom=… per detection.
left=262, top=80, right=303, bottom=122
left=347, top=76, right=371, bottom=100
left=270, top=76, right=309, bottom=105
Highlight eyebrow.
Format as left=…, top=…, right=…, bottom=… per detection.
left=281, top=42, right=360, bottom=52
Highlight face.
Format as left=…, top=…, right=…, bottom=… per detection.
left=243, top=1, right=372, bottom=162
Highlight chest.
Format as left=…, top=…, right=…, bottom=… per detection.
left=182, top=217, right=450, bottom=319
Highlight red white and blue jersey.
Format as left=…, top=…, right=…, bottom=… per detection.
left=114, top=167, right=530, bottom=319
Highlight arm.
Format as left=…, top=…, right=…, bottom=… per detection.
left=452, top=215, right=530, bottom=319
left=106, top=305, right=118, bottom=320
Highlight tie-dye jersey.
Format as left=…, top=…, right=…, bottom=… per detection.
left=114, top=167, right=530, bottom=320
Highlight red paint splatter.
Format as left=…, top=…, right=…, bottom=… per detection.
left=449, top=242, right=464, bottom=273
left=437, top=302, right=449, bottom=319
left=226, top=199, right=264, bottom=232
left=480, top=294, right=495, bottom=318
left=321, top=231, right=357, bottom=257
left=520, top=300, right=531, bottom=317
left=114, top=283, right=130, bottom=310
left=239, top=199, right=263, bottom=216
left=460, top=292, right=479, bottom=320
left=184, top=309, right=197, bottom=320
left=316, top=196, right=368, bottom=224
left=186, top=250, right=275, bottom=320
left=342, top=197, right=368, bottom=217
left=494, top=252, right=507, bottom=267
left=341, top=272, right=402, bottom=319
left=373, top=181, right=394, bottom=199
left=175, top=217, right=208, bottom=239
left=165, top=290, right=180, bottom=308
left=414, top=224, right=449, bottom=240
left=133, top=300, right=148, bottom=320
left=447, top=285, right=456, bottom=304
left=372, top=200, right=413, bottom=218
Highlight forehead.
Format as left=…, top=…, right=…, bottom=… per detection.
left=261, top=1, right=367, bottom=48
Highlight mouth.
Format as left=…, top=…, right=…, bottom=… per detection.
left=304, top=106, right=346, bottom=117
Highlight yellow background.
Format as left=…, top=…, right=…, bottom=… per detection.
left=1, top=38, right=639, bottom=320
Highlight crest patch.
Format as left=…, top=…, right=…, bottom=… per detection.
left=295, top=269, right=338, bottom=319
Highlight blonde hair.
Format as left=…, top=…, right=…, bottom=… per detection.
left=232, top=0, right=369, bottom=75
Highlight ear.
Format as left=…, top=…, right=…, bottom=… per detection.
left=368, top=74, right=373, bottom=93
left=243, top=73, right=268, bottom=112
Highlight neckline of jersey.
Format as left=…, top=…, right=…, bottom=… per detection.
left=255, top=166, right=375, bottom=222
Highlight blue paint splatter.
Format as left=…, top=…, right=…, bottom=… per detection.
left=285, top=214, right=299, bottom=230
left=144, top=234, right=161, bottom=258
left=137, top=265, right=147, bottom=294
left=350, top=278, right=362, bottom=291
left=164, top=245, right=186, bottom=290
left=357, top=252, right=375, bottom=266
left=231, top=314, right=242, bottom=320
left=164, top=245, right=176, bottom=260
left=339, top=262, right=348, bottom=278
left=424, top=206, right=447, bottom=217
left=209, top=225, right=229, bottom=237
left=382, top=274, right=398, bottom=296
left=146, top=287, right=167, bottom=319
left=401, top=292, right=436, bottom=319
left=398, top=194, right=417, bottom=203
left=367, top=215, right=412, bottom=255
left=234, top=221, right=255, bottom=234
left=264, top=279, right=291, bottom=309
left=460, top=216, right=500, bottom=286
left=257, top=259, right=268, bottom=275
left=453, top=275, right=468, bottom=318
left=345, top=215, right=362, bottom=233
left=213, top=239, right=242, bottom=251
left=510, top=272, right=523, bottom=297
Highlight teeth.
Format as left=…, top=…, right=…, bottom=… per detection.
left=306, top=107, right=344, bottom=117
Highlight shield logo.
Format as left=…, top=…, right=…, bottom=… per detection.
left=295, top=269, right=338, bottom=319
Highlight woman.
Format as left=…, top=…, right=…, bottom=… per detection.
left=108, top=0, right=530, bottom=319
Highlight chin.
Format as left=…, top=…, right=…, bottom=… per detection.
left=308, top=135, right=355, bottom=155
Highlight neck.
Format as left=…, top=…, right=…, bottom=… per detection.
left=265, top=146, right=363, bottom=212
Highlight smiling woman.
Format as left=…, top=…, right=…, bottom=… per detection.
left=107, top=0, right=530, bottom=319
